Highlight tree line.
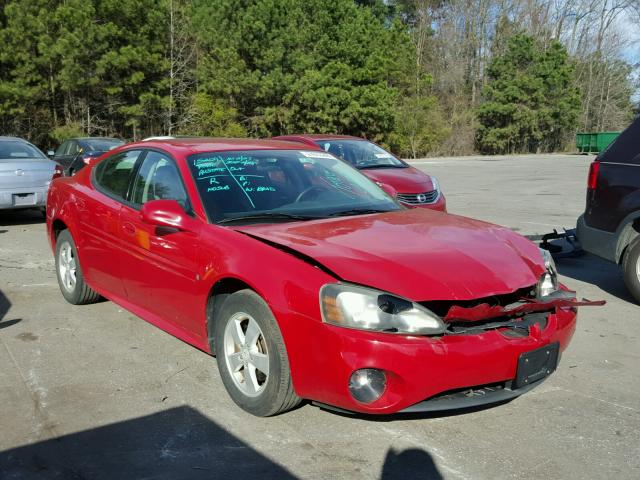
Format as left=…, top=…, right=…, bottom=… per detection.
left=0, top=0, right=638, bottom=156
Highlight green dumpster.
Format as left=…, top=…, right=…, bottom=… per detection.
left=576, top=131, right=620, bottom=154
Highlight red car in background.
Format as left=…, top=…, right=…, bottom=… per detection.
left=46, top=138, right=587, bottom=417
left=273, top=134, right=446, bottom=211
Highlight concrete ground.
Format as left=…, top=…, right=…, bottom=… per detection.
left=1, top=153, right=638, bottom=479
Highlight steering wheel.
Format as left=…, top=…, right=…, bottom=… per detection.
left=295, top=185, right=329, bottom=203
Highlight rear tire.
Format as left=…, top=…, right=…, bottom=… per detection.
left=622, top=237, right=640, bottom=304
left=55, top=229, right=100, bottom=305
left=213, top=289, right=301, bottom=416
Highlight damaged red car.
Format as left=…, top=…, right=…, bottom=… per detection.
left=46, top=138, right=588, bottom=417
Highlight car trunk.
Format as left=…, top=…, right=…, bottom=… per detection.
left=0, top=158, right=54, bottom=190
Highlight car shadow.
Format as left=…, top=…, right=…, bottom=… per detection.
left=0, top=209, right=45, bottom=226
left=0, top=405, right=443, bottom=479
left=555, top=253, right=636, bottom=304
left=0, top=406, right=297, bottom=479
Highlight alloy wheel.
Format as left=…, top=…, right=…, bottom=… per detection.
left=223, top=312, right=270, bottom=397
left=58, top=241, right=77, bottom=292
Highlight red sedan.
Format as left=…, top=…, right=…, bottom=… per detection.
left=273, top=134, right=446, bottom=211
left=47, top=138, right=582, bottom=416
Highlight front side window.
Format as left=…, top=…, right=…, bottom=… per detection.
left=131, top=151, right=189, bottom=209
left=0, top=140, right=47, bottom=161
left=69, top=141, right=81, bottom=155
left=187, top=149, right=400, bottom=223
left=94, top=150, right=141, bottom=200
left=316, top=140, right=405, bottom=169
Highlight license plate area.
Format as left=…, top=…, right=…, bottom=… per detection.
left=513, top=342, right=559, bottom=389
left=12, top=193, right=36, bottom=206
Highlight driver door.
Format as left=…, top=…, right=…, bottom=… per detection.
left=118, top=150, right=202, bottom=337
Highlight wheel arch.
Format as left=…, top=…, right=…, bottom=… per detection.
left=205, top=277, right=256, bottom=355
left=51, top=218, right=68, bottom=245
left=616, top=215, right=640, bottom=264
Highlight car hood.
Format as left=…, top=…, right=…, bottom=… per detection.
left=359, top=166, right=433, bottom=193
left=235, top=209, right=545, bottom=301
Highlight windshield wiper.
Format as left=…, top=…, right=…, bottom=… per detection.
left=327, top=208, right=391, bottom=217
left=217, top=212, right=320, bottom=225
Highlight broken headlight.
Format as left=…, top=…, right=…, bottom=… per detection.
left=537, top=248, right=559, bottom=298
left=320, top=283, right=445, bottom=335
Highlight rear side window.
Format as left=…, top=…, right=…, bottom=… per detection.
left=94, top=150, right=141, bottom=200
left=130, top=151, right=189, bottom=209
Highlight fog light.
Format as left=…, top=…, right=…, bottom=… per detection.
left=349, top=369, right=386, bottom=404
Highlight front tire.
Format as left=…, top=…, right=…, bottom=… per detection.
left=55, top=229, right=100, bottom=305
left=622, top=237, right=640, bottom=304
left=213, top=289, right=301, bottom=416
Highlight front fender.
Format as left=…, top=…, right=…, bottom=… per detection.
left=197, top=226, right=338, bottom=393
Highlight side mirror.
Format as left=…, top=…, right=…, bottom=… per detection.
left=47, top=150, right=55, bottom=158
left=140, top=200, right=197, bottom=232
left=377, top=182, right=397, bottom=198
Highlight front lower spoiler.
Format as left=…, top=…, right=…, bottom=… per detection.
left=312, top=377, right=548, bottom=415
left=398, top=377, right=546, bottom=413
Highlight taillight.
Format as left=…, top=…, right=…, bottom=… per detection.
left=53, top=164, right=63, bottom=179
left=587, top=161, right=600, bottom=190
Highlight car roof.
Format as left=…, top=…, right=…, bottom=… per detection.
left=0, top=136, right=29, bottom=142
left=75, top=137, right=123, bottom=142
left=123, top=137, right=317, bottom=155
left=274, top=134, right=365, bottom=142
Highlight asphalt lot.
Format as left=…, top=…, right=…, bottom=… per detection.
left=1, top=153, right=639, bottom=479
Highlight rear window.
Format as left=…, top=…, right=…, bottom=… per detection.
left=93, top=150, right=141, bottom=200
left=0, top=141, right=46, bottom=160
left=599, top=117, right=640, bottom=165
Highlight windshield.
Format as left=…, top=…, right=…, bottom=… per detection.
left=84, top=139, right=124, bottom=152
left=314, top=139, right=405, bottom=169
left=187, top=149, right=401, bottom=223
left=0, top=140, right=46, bottom=161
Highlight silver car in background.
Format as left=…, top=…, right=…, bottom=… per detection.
left=0, top=136, right=56, bottom=213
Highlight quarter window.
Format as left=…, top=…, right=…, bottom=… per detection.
left=94, top=150, right=141, bottom=200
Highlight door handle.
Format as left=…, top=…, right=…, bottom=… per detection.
left=122, top=222, right=136, bottom=235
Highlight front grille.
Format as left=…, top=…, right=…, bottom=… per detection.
left=397, top=190, right=439, bottom=205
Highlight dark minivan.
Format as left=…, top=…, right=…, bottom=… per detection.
left=577, top=116, right=640, bottom=302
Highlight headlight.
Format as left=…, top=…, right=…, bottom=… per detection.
left=320, top=283, right=445, bottom=335
left=537, top=248, right=559, bottom=297
left=431, top=176, right=440, bottom=194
